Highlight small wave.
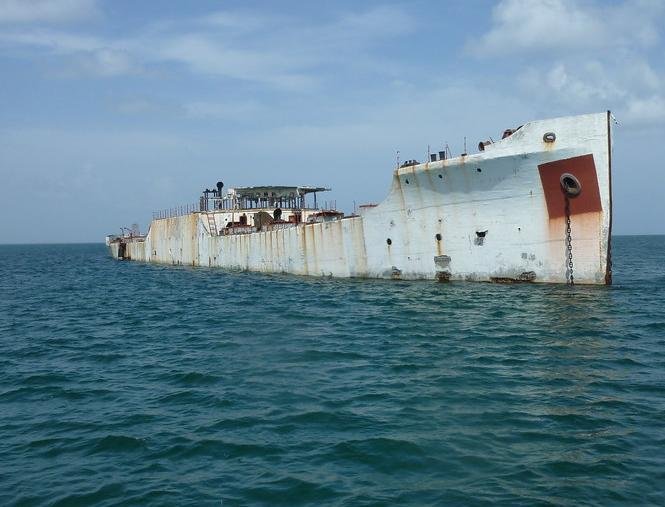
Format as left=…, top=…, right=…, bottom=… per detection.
left=239, top=476, right=340, bottom=505
left=23, top=373, right=70, bottom=386
left=275, top=410, right=376, bottom=429
left=168, top=371, right=223, bottom=386
left=51, top=483, right=126, bottom=507
left=296, top=349, right=370, bottom=362
left=202, top=415, right=263, bottom=431
left=89, top=434, right=148, bottom=454
left=331, top=437, right=434, bottom=473
left=149, top=438, right=283, bottom=461
left=154, top=390, right=231, bottom=407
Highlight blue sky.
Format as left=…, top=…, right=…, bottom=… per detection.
left=1, top=0, right=664, bottom=243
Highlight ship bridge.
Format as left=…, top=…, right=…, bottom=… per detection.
left=201, top=184, right=330, bottom=211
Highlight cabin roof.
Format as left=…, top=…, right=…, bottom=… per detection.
left=230, top=186, right=330, bottom=199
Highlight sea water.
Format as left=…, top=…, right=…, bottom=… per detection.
left=1, top=236, right=664, bottom=506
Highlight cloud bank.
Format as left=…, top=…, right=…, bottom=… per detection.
left=0, top=1, right=664, bottom=241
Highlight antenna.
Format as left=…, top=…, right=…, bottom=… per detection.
left=463, top=136, right=467, bottom=155
left=427, top=144, right=431, bottom=162
left=396, top=150, right=400, bottom=168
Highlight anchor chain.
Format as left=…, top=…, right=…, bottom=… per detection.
left=560, top=172, right=580, bottom=286
left=564, top=195, right=574, bottom=285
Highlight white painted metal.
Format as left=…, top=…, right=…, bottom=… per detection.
left=109, top=112, right=612, bottom=285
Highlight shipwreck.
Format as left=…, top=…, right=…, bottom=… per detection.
left=107, top=111, right=613, bottom=285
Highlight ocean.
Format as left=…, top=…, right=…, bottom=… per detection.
left=1, top=236, right=664, bottom=506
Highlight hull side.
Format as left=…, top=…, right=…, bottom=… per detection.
left=360, top=112, right=611, bottom=283
left=109, top=112, right=612, bottom=285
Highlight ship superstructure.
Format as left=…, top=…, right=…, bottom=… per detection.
left=108, top=111, right=613, bottom=285
left=197, top=184, right=342, bottom=236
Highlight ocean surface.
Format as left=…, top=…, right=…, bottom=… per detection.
left=1, top=236, right=664, bottom=506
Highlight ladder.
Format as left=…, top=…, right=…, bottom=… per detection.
left=206, top=213, right=218, bottom=236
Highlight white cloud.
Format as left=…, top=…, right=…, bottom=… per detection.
left=154, top=34, right=315, bottom=89
left=0, top=6, right=413, bottom=86
left=472, top=0, right=603, bottom=54
left=515, top=57, right=665, bottom=126
left=0, top=29, right=102, bottom=52
left=472, top=0, right=665, bottom=126
left=198, top=10, right=270, bottom=32
left=521, top=61, right=628, bottom=103
left=148, top=6, right=413, bottom=88
left=0, top=29, right=138, bottom=77
left=324, top=6, right=415, bottom=43
left=79, top=48, right=136, bottom=76
left=470, top=0, right=664, bottom=56
left=0, top=0, right=98, bottom=24
left=623, top=96, right=665, bottom=125
left=515, top=55, right=665, bottom=124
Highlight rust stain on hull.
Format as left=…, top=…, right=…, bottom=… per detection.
left=538, top=154, right=602, bottom=218
left=107, top=112, right=613, bottom=285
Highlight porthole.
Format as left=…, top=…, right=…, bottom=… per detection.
left=476, top=168, right=482, bottom=173
left=435, top=233, right=442, bottom=241
left=405, top=179, right=410, bottom=184
left=438, top=174, right=443, bottom=179
left=386, top=238, right=392, bottom=246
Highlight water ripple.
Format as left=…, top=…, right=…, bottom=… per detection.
left=1, top=238, right=664, bottom=506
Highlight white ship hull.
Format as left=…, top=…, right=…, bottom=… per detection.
left=109, top=112, right=613, bottom=285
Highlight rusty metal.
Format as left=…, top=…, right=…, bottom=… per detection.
left=489, top=272, right=536, bottom=283
left=490, top=276, right=518, bottom=283
left=605, top=110, right=613, bottom=286
left=118, top=241, right=127, bottom=260
left=222, top=225, right=256, bottom=236
left=538, top=155, right=599, bottom=219
left=559, top=169, right=582, bottom=286
left=564, top=195, right=574, bottom=285
left=107, top=112, right=613, bottom=285
left=400, top=160, right=419, bottom=168
left=560, top=173, right=582, bottom=197
left=519, top=271, right=536, bottom=282
left=205, top=213, right=218, bottom=236
left=153, top=202, right=199, bottom=220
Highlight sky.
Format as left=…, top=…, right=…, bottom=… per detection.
left=1, top=0, right=664, bottom=243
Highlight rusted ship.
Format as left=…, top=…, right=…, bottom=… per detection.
left=107, top=111, right=613, bottom=285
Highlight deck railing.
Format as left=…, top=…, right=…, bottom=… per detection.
left=152, top=203, right=200, bottom=220
left=152, top=200, right=340, bottom=221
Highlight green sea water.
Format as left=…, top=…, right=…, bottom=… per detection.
left=1, top=236, right=664, bottom=506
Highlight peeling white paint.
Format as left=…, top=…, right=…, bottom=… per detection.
left=109, top=112, right=612, bottom=285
